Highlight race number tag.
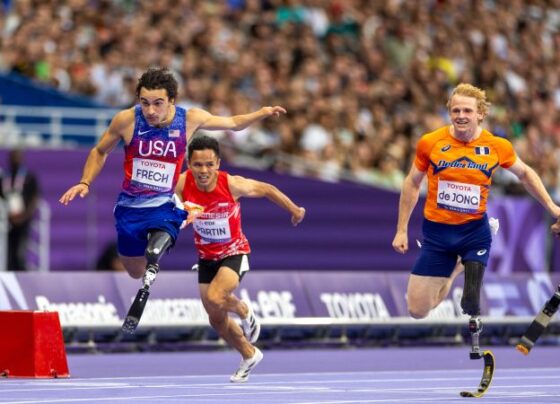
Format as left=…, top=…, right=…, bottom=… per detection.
left=131, top=158, right=175, bottom=191
left=193, top=217, right=232, bottom=243
left=437, top=180, right=480, bottom=213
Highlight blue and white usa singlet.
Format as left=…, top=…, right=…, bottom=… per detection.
left=117, top=105, right=187, bottom=208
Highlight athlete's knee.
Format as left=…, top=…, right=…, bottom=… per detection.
left=408, top=305, right=430, bottom=319
left=206, top=286, right=227, bottom=310
left=121, top=260, right=146, bottom=279
left=407, top=291, right=432, bottom=319
left=461, top=261, right=485, bottom=316
left=145, top=231, right=173, bottom=265
left=127, top=269, right=144, bottom=279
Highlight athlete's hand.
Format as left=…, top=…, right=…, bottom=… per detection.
left=392, top=231, right=408, bottom=254
left=261, top=106, right=287, bottom=118
left=59, top=183, right=90, bottom=205
left=291, top=207, right=305, bottom=226
left=551, top=217, right=560, bottom=236
left=182, top=202, right=204, bottom=227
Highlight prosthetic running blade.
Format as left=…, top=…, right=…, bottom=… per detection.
left=459, top=350, right=495, bottom=398
left=516, top=322, right=545, bottom=355
left=122, top=287, right=150, bottom=334
left=516, top=289, right=560, bottom=355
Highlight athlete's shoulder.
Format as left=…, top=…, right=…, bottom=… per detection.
left=186, top=107, right=211, bottom=122
left=480, top=130, right=517, bottom=167
left=480, top=130, right=514, bottom=150
left=107, top=108, right=135, bottom=136
left=112, top=107, right=135, bottom=125
left=222, top=171, right=234, bottom=187
left=417, top=126, right=450, bottom=149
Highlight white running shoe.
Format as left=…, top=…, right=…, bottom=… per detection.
left=230, top=347, right=263, bottom=383
left=241, top=299, right=261, bottom=343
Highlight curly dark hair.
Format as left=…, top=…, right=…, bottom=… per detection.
left=135, top=67, right=178, bottom=101
left=188, top=135, right=220, bottom=160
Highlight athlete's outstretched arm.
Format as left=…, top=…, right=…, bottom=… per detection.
left=392, top=164, right=425, bottom=254
left=186, top=107, right=286, bottom=138
left=59, top=109, right=131, bottom=205
left=228, top=175, right=305, bottom=226
left=507, top=158, right=560, bottom=220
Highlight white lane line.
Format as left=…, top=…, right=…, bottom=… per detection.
left=5, top=388, right=557, bottom=404
left=8, top=366, right=554, bottom=382
left=3, top=373, right=560, bottom=393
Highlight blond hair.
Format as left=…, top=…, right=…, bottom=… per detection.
left=446, top=83, right=491, bottom=119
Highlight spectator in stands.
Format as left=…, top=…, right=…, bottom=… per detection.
left=58, top=67, right=286, bottom=297
left=3, top=1, right=560, bottom=192
left=0, top=148, right=40, bottom=271
left=175, top=135, right=305, bottom=383
left=392, top=84, right=560, bottom=338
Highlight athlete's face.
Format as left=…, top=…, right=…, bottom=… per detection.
left=138, top=88, right=174, bottom=127
left=188, top=149, right=221, bottom=190
left=448, top=95, right=483, bottom=140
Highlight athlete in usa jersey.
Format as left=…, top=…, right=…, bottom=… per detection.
left=175, top=135, right=305, bottom=383
left=118, top=105, right=187, bottom=207
left=59, top=67, right=288, bottom=296
left=392, top=83, right=560, bottom=325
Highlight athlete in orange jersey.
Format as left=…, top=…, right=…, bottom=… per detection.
left=175, top=135, right=305, bottom=383
left=392, top=83, right=560, bottom=321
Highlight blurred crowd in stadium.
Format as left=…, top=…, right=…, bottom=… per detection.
left=1, top=0, right=559, bottom=197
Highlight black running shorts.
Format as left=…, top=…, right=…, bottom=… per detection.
left=197, top=254, right=250, bottom=284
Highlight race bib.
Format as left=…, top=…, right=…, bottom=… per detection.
left=131, top=158, right=175, bottom=191
left=437, top=180, right=480, bottom=213
left=193, top=217, right=232, bottom=243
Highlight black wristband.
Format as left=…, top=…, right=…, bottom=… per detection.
left=79, top=181, right=90, bottom=188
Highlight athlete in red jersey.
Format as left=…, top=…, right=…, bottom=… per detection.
left=182, top=170, right=251, bottom=260
left=60, top=68, right=286, bottom=286
left=175, top=135, right=305, bottom=383
left=59, top=68, right=287, bottom=332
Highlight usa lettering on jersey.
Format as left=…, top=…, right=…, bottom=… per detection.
left=138, top=140, right=177, bottom=158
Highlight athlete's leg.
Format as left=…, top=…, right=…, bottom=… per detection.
left=142, top=230, right=173, bottom=286
left=435, top=259, right=465, bottom=304
left=115, top=202, right=182, bottom=281
left=460, top=260, right=486, bottom=358
left=201, top=267, right=255, bottom=359
left=145, top=230, right=173, bottom=266
left=120, top=256, right=147, bottom=279
left=461, top=261, right=485, bottom=316
left=224, top=292, right=248, bottom=317
left=407, top=274, right=451, bottom=319
left=118, top=231, right=173, bottom=281
left=221, top=256, right=251, bottom=317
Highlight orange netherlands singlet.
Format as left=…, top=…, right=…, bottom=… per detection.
left=414, top=126, right=517, bottom=225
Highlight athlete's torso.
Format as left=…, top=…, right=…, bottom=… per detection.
left=415, top=126, right=517, bottom=224
left=182, top=170, right=251, bottom=260
left=118, top=105, right=187, bottom=207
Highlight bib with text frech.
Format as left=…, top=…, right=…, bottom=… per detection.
left=131, top=158, right=176, bottom=191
